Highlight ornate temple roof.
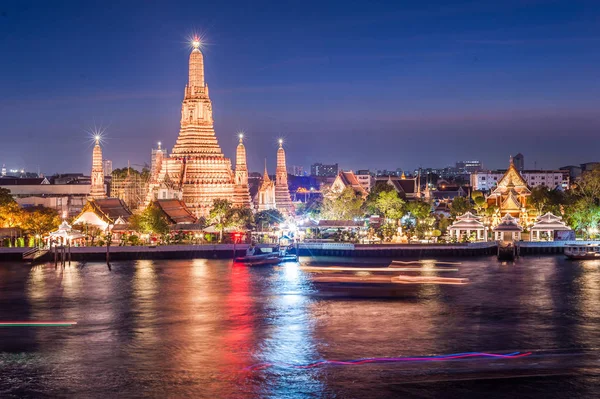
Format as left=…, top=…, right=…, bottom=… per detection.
left=492, top=157, right=531, bottom=196
left=332, top=171, right=368, bottom=197
left=448, top=212, right=486, bottom=230
left=74, top=198, right=132, bottom=227
left=493, top=214, right=523, bottom=232
left=530, top=212, right=572, bottom=231
left=153, top=199, right=197, bottom=224
left=386, top=176, right=417, bottom=196
left=500, top=189, right=523, bottom=211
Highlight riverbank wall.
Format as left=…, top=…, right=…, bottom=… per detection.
left=2, top=241, right=599, bottom=263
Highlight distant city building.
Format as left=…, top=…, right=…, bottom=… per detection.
left=471, top=169, right=568, bottom=191
left=580, top=162, right=600, bottom=172
left=376, top=169, right=399, bottom=177
left=0, top=177, right=91, bottom=217
left=455, top=160, right=482, bottom=174
left=288, top=165, right=304, bottom=176
left=512, top=153, right=525, bottom=172
left=103, top=159, right=113, bottom=177
left=355, top=171, right=375, bottom=192
left=559, top=165, right=582, bottom=182
left=311, top=163, right=338, bottom=177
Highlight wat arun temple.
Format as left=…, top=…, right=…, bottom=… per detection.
left=145, top=40, right=293, bottom=217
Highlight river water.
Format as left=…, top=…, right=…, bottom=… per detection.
left=1, top=256, right=600, bottom=398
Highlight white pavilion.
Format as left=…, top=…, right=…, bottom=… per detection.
left=493, top=214, right=523, bottom=241
left=48, top=220, right=85, bottom=246
left=448, top=212, right=488, bottom=242
left=529, top=212, right=573, bottom=241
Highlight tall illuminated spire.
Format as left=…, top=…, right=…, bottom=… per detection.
left=263, top=158, right=271, bottom=182
left=188, top=37, right=204, bottom=89
left=89, top=136, right=106, bottom=199
left=235, top=134, right=248, bottom=186
left=274, top=139, right=293, bottom=216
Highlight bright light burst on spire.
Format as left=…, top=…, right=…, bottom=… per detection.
left=187, top=31, right=208, bottom=52
left=86, top=124, right=107, bottom=146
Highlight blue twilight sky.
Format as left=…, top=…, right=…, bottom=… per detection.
left=0, top=0, right=599, bottom=175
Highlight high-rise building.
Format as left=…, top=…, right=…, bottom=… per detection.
left=513, top=153, right=525, bottom=172
left=89, top=137, right=106, bottom=199
left=311, top=163, right=338, bottom=177
left=288, top=165, right=304, bottom=176
left=146, top=39, right=251, bottom=216
left=103, top=159, right=113, bottom=177
left=455, top=160, right=482, bottom=173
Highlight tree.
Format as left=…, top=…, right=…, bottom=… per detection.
left=130, top=205, right=170, bottom=237
left=22, top=206, right=61, bottom=237
left=320, top=187, right=364, bottom=220
left=229, top=206, right=254, bottom=231
left=208, top=199, right=234, bottom=242
left=374, top=190, right=405, bottom=222
left=364, top=182, right=395, bottom=214
left=255, top=209, right=284, bottom=231
left=0, top=201, right=24, bottom=228
left=0, top=188, right=14, bottom=206
left=563, top=166, right=600, bottom=236
left=450, top=196, right=472, bottom=218
left=530, top=186, right=565, bottom=216
left=471, top=191, right=486, bottom=213
left=405, top=200, right=431, bottom=221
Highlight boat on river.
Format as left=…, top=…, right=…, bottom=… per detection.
left=564, top=244, right=600, bottom=260
left=235, top=253, right=298, bottom=266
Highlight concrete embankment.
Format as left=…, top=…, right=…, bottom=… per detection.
left=0, top=242, right=498, bottom=263
left=3, top=241, right=598, bottom=263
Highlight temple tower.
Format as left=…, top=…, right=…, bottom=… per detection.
left=256, top=160, right=276, bottom=211
left=89, top=137, right=106, bottom=199
left=147, top=39, right=250, bottom=216
left=274, top=140, right=294, bottom=215
left=233, top=134, right=252, bottom=207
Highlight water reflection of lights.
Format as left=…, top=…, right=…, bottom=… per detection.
left=255, top=261, right=323, bottom=397
left=245, top=351, right=532, bottom=371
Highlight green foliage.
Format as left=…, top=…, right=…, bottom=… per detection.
left=364, top=183, right=395, bottom=214
left=130, top=205, right=170, bottom=236
left=562, top=166, right=600, bottom=236
left=450, top=196, right=472, bottom=218
left=208, top=199, right=253, bottom=242
left=405, top=201, right=431, bottom=221
left=373, top=190, right=405, bottom=222
left=530, top=186, right=566, bottom=216
left=22, top=206, right=61, bottom=236
left=321, top=187, right=364, bottom=220
left=0, top=201, right=24, bottom=228
left=0, top=188, right=15, bottom=206
left=471, top=190, right=484, bottom=200
left=436, top=214, right=452, bottom=234
left=255, top=209, right=284, bottom=231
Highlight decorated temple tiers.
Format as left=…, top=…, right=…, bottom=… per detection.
left=146, top=40, right=251, bottom=217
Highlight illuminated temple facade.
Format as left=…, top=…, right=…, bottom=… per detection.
left=254, top=140, right=294, bottom=217
left=487, top=157, right=532, bottom=226
left=89, top=137, right=106, bottom=199
left=146, top=42, right=251, bottom=217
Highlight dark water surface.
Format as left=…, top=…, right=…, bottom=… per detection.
left=1, top=256, right=600, bottom=398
